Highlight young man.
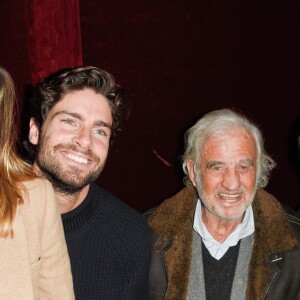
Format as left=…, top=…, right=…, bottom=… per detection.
left=25, top=66, right=151, bottom=299
left=147, top=109, right=300, bottom=299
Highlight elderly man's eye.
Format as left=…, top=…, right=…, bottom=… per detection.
left=209, top=165, right=226, bottom=174
left=237, top=164, right=250, bottom=173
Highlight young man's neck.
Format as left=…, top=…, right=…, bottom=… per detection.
left=32, top=161, right=90, bottom=214
left=55, top=185, right=90, bottom=214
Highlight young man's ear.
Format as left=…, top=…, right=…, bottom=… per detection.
left=186, top=160, right=197, bottom=187
left=28, top=118, right=40, bottom=145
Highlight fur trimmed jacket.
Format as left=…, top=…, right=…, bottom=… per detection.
left=147, top=186, right=300, bottom=300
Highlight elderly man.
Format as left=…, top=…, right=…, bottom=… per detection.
left=147, top=109, right=300, bottom=300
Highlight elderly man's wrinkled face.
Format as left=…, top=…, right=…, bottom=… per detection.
left=188, top=128, right=257, bottom=222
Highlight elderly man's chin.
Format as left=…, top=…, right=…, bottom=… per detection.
left=200, top=192, right=256, bottom=222
left=215, top=206, right=248, bottom=222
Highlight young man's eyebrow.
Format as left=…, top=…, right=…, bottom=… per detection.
left=51, top=111, right=82, bottom=121
left=94, top=120, right=112, bottom=129
left=51, top=111, right=112, bottom=129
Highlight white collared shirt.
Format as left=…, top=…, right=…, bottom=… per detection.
left=193, top=199, right=255, bottom=260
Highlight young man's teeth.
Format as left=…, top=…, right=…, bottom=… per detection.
left=66, top=154, right=88, bottom=164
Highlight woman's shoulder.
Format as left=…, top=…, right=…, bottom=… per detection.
left=21, top=178, right=56, bottom=210
left=22, top=177, right=52, bottom=191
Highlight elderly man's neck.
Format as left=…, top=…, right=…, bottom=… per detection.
left=202, top=209, right=243, bottom=243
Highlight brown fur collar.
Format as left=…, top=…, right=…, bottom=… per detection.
left=148, top=186, right=298, bottom=300
left=246, top=188, right=298, bottom=299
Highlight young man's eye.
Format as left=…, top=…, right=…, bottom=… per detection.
left=62, top=119, right=76, bottom=126
left=93, top=129, right=108, bottom=136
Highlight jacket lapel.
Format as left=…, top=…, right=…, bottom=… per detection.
left=246, top=189, right=298, bottom=299
left=149, top=187, right=299, bottom=300
left=148, top=186, right=197, bottom=299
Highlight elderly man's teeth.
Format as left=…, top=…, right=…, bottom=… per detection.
left=220, top=193, right=240, bottom=199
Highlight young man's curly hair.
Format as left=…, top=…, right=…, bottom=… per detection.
left=23, top=66, right=129, bottom=162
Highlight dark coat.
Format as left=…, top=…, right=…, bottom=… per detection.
left=147, top=186, right=300, bottom=300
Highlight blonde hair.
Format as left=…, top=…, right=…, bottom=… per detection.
left=0, top=67, right=35, bottom=237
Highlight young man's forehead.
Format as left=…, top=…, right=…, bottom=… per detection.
left=45, top=91, right=112, bottom=125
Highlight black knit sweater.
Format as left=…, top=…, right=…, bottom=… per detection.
left=62, top=183, right=151, bottom=300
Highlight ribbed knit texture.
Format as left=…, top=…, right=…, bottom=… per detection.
left=62, top=183, right=151, bottom=300
left=202, top=241, right=240, bottom=300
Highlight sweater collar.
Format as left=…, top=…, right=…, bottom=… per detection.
left=62, top=182, right=101, bottom=232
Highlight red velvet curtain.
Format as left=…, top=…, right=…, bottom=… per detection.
left=1, top=1, right=298, bottom=211
left=25, top=0, right=82, bottom=84
left=80, top=1, right=300, bottom=211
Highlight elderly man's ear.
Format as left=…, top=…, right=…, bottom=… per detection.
left=186, top=160, right=197, bottom=187
left=28, top=118, right=40, bottom=146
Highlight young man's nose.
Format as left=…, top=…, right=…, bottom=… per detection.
left=72, top=128, right=92, bottom=149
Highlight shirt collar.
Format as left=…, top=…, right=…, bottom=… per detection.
left=193, top=198, right=255, bottom=260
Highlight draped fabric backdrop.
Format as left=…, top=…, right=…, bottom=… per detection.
left=25, top=0, right=82, bottom=84
left=0, top=0, right=299, bottom=211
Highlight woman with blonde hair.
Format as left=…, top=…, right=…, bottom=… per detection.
left=0, top=67, right=74, bottom=299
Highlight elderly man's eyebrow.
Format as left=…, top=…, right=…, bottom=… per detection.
left=206, top=158, right=255, bottom=169
left=51, top=111, right=112, bottom=129
left=240, top=158, right=255, bottom=166
left=206, top=160, right=224, bottom=169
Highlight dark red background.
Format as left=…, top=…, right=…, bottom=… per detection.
left=1, top=1, right=299, bottom=211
